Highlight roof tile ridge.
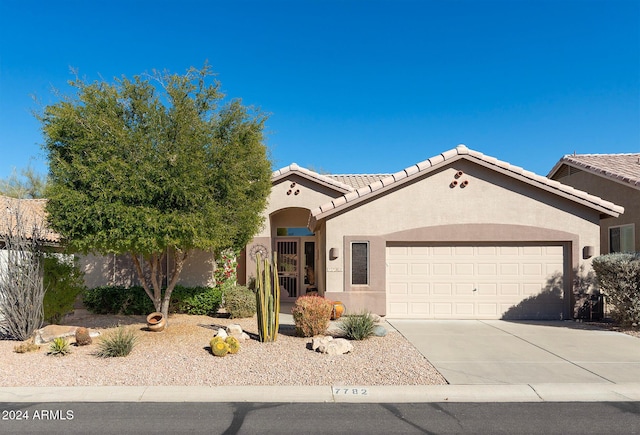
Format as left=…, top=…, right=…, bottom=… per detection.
left=272, top=163, right=354, bottom=192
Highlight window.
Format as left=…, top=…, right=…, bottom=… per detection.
left=351, top=242, right=369, bottom=285
left=609, top=224, right=635, bottom=253
left=276, top=227, right=314, bottom=236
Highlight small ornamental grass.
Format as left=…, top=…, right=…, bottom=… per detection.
left=96, top=327, right=138, bottom=358
left=48, top=337, right=71, bottom=356
left=339, top=312, right=376, bottom=340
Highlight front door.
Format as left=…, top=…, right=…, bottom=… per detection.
left=275, top=238, right=316, bottom=300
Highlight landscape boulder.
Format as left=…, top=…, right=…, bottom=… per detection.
left=33, top=325, right=101, bottom=345
left=312, top=336, right=353, bottom=355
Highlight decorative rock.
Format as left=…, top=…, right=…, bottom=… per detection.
left=215, top=328, right=228, bottom=339
left=313, top=336, right=352, bottom=355
left=372, top=325, right=387, bottom=337
left=33, top=325, right=100, bottom=345
left=312, top=335, right=333, bottom=351
left=226, top=324, right=243, bottom=336
left=323, top=338, right=353, bottom=355
left=370, top=314, right=382, bottom=323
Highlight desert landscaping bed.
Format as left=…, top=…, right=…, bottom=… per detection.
left=0, top=314, right=447, bottom=387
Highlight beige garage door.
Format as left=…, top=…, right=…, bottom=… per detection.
left=386, top=244, right=566, bottom=319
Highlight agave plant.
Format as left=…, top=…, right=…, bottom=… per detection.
left=48, top=337, right=71, bottom=356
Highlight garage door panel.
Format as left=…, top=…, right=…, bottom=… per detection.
left=455, top=263, right=474, bottom=275
left=387, top=244, right=565, bottom=319
left=433, top=283, right=453, bottom=295
left=433, top=263, right=453, bottom=275
left=410, top=283, right=430, bottom=294
left=411, top=263, right=429, bottom=275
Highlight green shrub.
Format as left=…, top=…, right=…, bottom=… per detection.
left=339, top=312, right=376, bottom=340
left=48, top=337, right=71, bottom=356
left=592, top=253, right=640, bottom=325
left=43, top=254, right=86, bottom=324
left=224, top=285, right=256, bottom=318
left=83, top=286, right=222, bottom=316
left=291, top=295, right=333, bottom=337
left=170, top=286, right=222, bottom=316
left=83, top=286, right=154, bottom=315
left=96, top=327, right=138, bottom=357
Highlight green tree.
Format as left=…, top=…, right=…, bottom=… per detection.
left=0, top=165, right=47, bottom=199
left=39, top=65, right=272, bottom=323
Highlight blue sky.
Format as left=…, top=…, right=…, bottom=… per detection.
left=1, top=0, right=638, bottom=181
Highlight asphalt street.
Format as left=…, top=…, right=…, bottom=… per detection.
left=2, top=402, right=640, bottom=434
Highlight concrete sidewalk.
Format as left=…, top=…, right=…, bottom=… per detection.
left=388, top=320, right=640, bottom=385
left=1, top=383, right=640, bottom=403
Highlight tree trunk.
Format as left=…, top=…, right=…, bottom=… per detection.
left=131, top=249, right=189, bottom=329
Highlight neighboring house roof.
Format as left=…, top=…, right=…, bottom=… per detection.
left=309, top=145, right=625, bottom=229
left=0, top=195, right=60, bottom=244
left=547, top=153, right=640, bottom=190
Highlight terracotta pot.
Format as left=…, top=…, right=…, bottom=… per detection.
left=331, top=301, right=345, bottom=320
left=146, top=312, right=166, bottom=332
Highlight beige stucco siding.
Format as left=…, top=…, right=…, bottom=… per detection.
left=80, top=249, right=215, bottom=289
left=254, top=174, right=346, bottom=238
left=322, top=161, right=601, bottom=309
left=552, top=169, right=640, bottom=254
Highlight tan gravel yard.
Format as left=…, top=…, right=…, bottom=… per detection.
left=0, top=313, right=448, bottom=387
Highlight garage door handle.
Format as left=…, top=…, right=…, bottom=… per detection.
left=473, top=288, right=477, bottom=292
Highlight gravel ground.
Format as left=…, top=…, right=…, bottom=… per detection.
left=0, top=313, right=447, bottom=387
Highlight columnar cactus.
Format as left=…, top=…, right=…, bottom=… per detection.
left=255, top=252, right=280, bottom=342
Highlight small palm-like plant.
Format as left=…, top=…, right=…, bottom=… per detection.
left=339, top=312, right=376, bottom=340
left=96, top=327, right=138, bottom=358
left=48, top=337, right=71, bottom=356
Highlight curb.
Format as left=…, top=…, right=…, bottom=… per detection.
left=1, top=383, right=639, bottom=403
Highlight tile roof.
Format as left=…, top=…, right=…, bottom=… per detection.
left=309, top=145, right=625, bottom=229
left=547, top=153, right=640, bottom=190
left=272, top=163, right=355, bottom=193
left=0, top=195, right=61, bottom=244
left=326, top=174, right=391, bottom=189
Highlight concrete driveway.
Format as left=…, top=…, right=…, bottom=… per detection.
left=387, top=320, right=640, bottom=385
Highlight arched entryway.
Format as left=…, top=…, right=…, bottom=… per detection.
left=270, top=207, right=317, bottom=301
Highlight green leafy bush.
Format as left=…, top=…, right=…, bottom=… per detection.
left=43, top=254, right=86, bottom=324
left=291, top=295, right=333, bottom=337
left=48, top=337, right=71, bottom=356
left=83, top=286, right=154, bottom=315
left=170, top=286, right=222, bottom=316
left=96, top=327, right=138, bottom=357
left=339, top=312, right=376, bottom=340
left=592, top=253, right=640, bottom=325
left=83, top=286, right=222, bottom=316
left=224, top=285, right=256, bottom=318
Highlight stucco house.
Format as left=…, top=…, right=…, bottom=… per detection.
left=3, top=146, right=625, bottom=321
left=548, top=153, right=640, bottom=255
left=242, top=145, right=623, bottom=320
